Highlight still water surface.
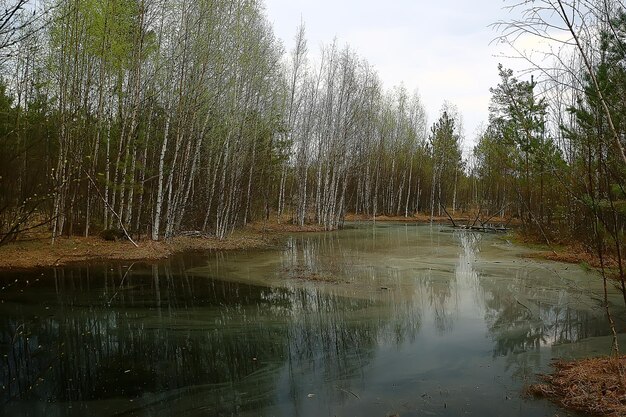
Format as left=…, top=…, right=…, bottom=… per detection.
left=1, top=223, right=625, bottom=417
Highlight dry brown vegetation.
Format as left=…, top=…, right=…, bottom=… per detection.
left=518, top=233, right=621, bottom=269
left=511, top=228, right=606, bottom=268
left=528, top=356, right=626, bottom=417
left=523, top=245, right=616, bottom=269
left=344, top=212, right=514, bottom=225
left=0, top=220, right=327, bottom=270
left=345, top=213, right=452, bottom=223
left=0, top=209, right=519, bottom=271
left=0, top=234, right=268, bottom=270
left=246, top=219, right=327, bottom=233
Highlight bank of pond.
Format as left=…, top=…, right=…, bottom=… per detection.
left=1, top=223, right=624, bottom=417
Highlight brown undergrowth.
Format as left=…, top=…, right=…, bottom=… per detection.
left=514, top=229, right=587, bottom=264
left=246, top=219, right=327, bottom=233
left=523, top=245, right=618, bottom=269
left=517, top=229, right=620, bottom=269
left=345, top=212, right=461, bottom=223
left=344, top=211, right=516, bottom=225
left=0, top=220, right=325, bottom=270
left=0, top=234, right=270, bottom=270
left=0, top=212, right=516, bottom=271
left=528, top=356, right=626, bottom=417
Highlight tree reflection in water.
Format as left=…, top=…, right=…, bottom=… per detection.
left=0, top=224, right=623, bottom=417
left=0, top=254, right=414, bottom=415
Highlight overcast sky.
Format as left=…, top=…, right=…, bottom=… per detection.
left=263, top=0, right=532, bottom=152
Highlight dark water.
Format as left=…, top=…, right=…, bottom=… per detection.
left=1, top=223, right=624, bottom=417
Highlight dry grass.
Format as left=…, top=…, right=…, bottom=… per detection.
left=345, top=212, right=461, bottom=223
left=524, top=244, right=620, bottom=269
left=0, top=230, right=281, bottom=270
left=246, top=219, right=327, bottom=233
left=528, top=356, right=626, bottom=417
left=0, top=217, right=336, bottom=271
left=0, top=212, right=517, bottom=271
left=344, top=211, right=515, bottom=225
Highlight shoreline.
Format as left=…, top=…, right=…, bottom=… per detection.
left=0, top=234, right=274, bottom=271
left=344, top=212, right=512, bottom=225
left=0, top=221, right=331, bottom=271
left=512, top=232, right=616, bottom=269
left=0, top=213, right=521, bottom=272
left=1, top=215, right=600, bottom=272
left=0, top=215, right=492, bottom=271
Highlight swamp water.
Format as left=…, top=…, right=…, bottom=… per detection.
left=1, top=223, right=625, bottom=417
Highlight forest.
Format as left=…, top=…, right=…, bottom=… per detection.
left=0, top=0, right=625, bottom=262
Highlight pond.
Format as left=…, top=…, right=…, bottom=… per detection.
left=1, top=223, right=625, bottom=417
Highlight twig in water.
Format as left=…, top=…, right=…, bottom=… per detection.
left=108, top=262, right=136, bottom=305
left=515, top=297, right=534, bottom=316
left=336, top=386, right=360, bottom=399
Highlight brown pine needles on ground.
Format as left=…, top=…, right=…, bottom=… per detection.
left=528, top=356, right=626, bottom=417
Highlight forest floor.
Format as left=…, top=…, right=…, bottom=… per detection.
left=1, top=214, right=608, bottom=272
left=528, top=356, right=626, bottom=417
left=0, top=220, right=328, bottom=270
left=513, top=231, right=619, bottom=269
left=522, top=246, right=615, bottom=268
left=0, top=212, right=518, bottom=271
left=344, top=212, right=514, bottom=225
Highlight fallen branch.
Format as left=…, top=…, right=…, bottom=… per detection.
left=82, top=168, right=138, bottom=247
left=439, top=203, right=457, bottom=227
left=479, top=203, right=512, bottom=227
left=108, top=262, right=136, bottom=305
left=469, top=206, right=482, bottom=228
left=336, top=386, right=360, bottom=399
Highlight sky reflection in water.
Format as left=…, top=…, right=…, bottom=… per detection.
left=1, top=223, right=623, bottom=417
